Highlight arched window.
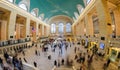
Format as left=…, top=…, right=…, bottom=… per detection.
left=110, top=11, right=116, bottom=36
left=58, top=23, right=64, bottom=33
left=39, top=16, right=42, bottom=20
left=77, top=4, right=83, bottom=14
left=39, top=14, right=44, bottom=20
left=73, top=17, right=76, bottom=22
left=31, top=11, right=37, bottom=17
left=51, top=24, right=56, bottom=33
left=87, top=0, right=91, bottom=4
left=80, top=8, right=84, bottom=13
left=18, top=3, right=28, bottom=11
left=74, top=12, right=79, bottom=19
left=7, top=0, right=14, bottom=3
left=66, top=23, right=71, bottom=33
left=31, top=8, right=39, bottom=17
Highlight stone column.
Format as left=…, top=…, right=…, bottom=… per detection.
left=74, top=25, right=76, bottom=36
left=1, top=21, right=7, bottom=40
left=8, top=11, right=17, bottom=40
left=81, top=20, right=85, bottom=36
left=64, top=24, right=66, bottom=35
left=85, top=15, right=89, bottom=36
left=113, top=6, right=120, bottom=36
left=87, top=14, right=94, bottom=36
left=25, top=17, right=30, bottom=37
left=42, top=25, right=44, bottom=36
left=77, top=23, right=80, bottom=36
left=44, top=26, right=46, bottom=36
left=56, top=24, right=58, bottom=35
left=33, top=23, right=36, bottom=41
left=95, top=0, right=112, bottom=48
left=16, top=24, right=20, bottom=39
left=36, top=22, right=39, bottom=39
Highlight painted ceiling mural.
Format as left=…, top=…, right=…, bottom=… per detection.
left=16, top=0, right=85, bottom=20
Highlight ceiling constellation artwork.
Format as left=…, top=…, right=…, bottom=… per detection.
left=15, top=0, right=85, bottom=20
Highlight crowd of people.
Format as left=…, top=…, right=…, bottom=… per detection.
left=0, top=44, right=33, bottom=70
left=0, top=38, right=120, bottom=70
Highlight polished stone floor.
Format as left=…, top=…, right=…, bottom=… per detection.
left=0, top=41, right=118, bottom=70
left=17, top=42, right=117, bottom=70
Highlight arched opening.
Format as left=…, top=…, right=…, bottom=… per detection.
left=51, top=24, right=56, bottom=33
left=58, top=23, right=64, bottom=33
left=66, top=23, right=71, bottom=33
left=18, top=3, right=28, bottom=11
left=7, top=0, right=14, bottom=3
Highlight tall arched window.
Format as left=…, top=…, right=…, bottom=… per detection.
left=77, top=4, right=83, bottom=14
left=80, top=8, right=84, bottom=13
left=7, top=0, right=14, bottom=3
left=74, top=12, right=79, bottom=19
left=39, top=16, right=42, bottom=20
left=110, top=11, right=116, bottom=37
left=58, top=23, right=64, bottom=33
left=31, top=11, right=37, bottom=17
left=31, top=8, right=39, bottom=17
left=51, top=24, right=56, bottom=33
left=66, top=23, right=71, bottom=33
left=18, top=3, right=28, bottom=11
left=87, top=0, right=91, bottom=4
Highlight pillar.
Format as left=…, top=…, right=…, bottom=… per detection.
left=85, top=15, right=89, bottom=36
left=64, top=24, right=66, bottom=35
left=56, top=24, right=58, bottom=35
left=95, top=0, right=112, bottom=47
left=26, top=17, right=30, bottom=37
left=8, top=11, right=17, bottom=40
left=42, top=25, right=44, bottom=36
left=36, top=22, right=39, bottom=39
left=1, top=20, right=7, bottom=40
left=87, top=14, right=94, bottom=36
left=113, top=6, right=120, bottom=36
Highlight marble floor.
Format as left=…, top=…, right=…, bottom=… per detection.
left=16, top=42, right=118, bottom=70
left=0, top=41, right=118, bottom=70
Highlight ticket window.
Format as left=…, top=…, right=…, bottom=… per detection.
left=109, top=49, right=120, bottom=62
left=117, top=52, right=120, bottom=59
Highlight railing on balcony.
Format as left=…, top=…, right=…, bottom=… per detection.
left=0, top=38, right=31, bottom=47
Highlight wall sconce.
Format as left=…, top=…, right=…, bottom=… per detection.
left=112, top=25, right=115, bottom=31
left=84, top=28, right=86, bottom=33
left=14, top=31, right=16, bottom=36
left=39, top=33, right=41, bottom=36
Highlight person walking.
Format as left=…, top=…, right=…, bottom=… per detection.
left=54, top=60, right=57, bottom=66
left=106, top=58, right=111, bottom=67
left=74, top=47, right=77, bottom=53
left=118, top=60, right=120, bottom=70
left=61, top=59, right=64, bottom=65
left=0, top=57, right=3, bottom=68
left=33, top=61, right=37, bottom=67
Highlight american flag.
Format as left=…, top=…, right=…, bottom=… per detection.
left=32, top=27, right=36, bottom=32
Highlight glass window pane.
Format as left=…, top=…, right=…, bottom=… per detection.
left=19, top=4, right=27, bottom=11
left=87, top=0, right=91, bottom=4
left=51, top=24, right=56, bottom=33
left=7, top=0, right=14, bottom=3
left=66, top=23, right=71, bottom=33
left=58, top=23, right=64, bottom=33
left=31, top=11, right=37, bottom=17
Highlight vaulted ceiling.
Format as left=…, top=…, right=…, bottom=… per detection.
left=16, top=0, right=85, bottom=20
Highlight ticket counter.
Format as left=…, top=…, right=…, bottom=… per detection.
left=108, top=47, right=120, bottom=62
